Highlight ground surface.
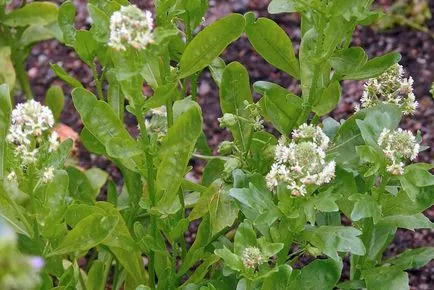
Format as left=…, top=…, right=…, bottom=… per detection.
left=19, top=0, right=434, bottom=288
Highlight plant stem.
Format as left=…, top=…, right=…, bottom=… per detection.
left=190, top=73, right=199, bottom=101
left=91, top=62, right=104, bottom=101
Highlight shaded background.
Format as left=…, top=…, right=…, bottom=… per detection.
left=20, top=0, right=434, bottom=288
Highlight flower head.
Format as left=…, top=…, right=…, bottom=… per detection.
left=6, top=171, right=17, bottom=183
left=108, top=5, right=154, bottom=51
left=378, top=128, right=419, bottom=175
left=42, top=167, right=54, bottom=184
left=242, top=247, right=264, bottom=269
left=358, top=64, right=418, bottom=115
left=48, top=132, right=59, bottom=153
left=266, top=124, right=335, bottom=196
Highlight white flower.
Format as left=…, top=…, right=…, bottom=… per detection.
left=42, top=167, right=54, bottom=184
left=108, top=5, right=154, bottom=51
left=358, top=64, right=418, bottom=115
left=242, top=247, right=264, bottom=269
left=265, top=124, right=336, bottom=196
left=378, top=128, right=419, bottom=175
left=7, top=171, right=17, bottom=183
left=48, top=132, right=59, bottom=153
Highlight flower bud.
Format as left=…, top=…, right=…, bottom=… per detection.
left=218, top=113, right=237, bottom=128
left=217, top=141, right=234, bottom=155
left=242, top=247, right=264, bottom=269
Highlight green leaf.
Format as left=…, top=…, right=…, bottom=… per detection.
left=182, top=0, right=208, bottom=30
left=179, top=14, right=245, bottom=78
left=301, top=226, right=365, bottom=261
left=377, top=214, right=433, bottom=230
left=312, top=81, right=341, bottom=116
left=383, top=247, right=434, bottom=270
left=50, top=214, right=119, bottom=256
left=74, top=30, right=99, bottom=65
left=66, top=167, right=96, bottom=204
left=58, top=0, right=76, bottom=46
left=296, top=259, right=342, bottom=290
left=220, top=62, right=253, bottom=151
left=245, top=14, right=299, bottom=78
left=209, top=57, right=226, bottom=87
left=20, top=23, right=60, bottom=46
left=268, top=0, right=298, bottom=14
left=3, top=2, right=58, bottom=27
left=86, top=261, right=105, bottom=290
left=45, top=85, right=64, bottom=121
left=343, top=52, right=401, bottom=80
left=0, top=84, right=11, bottom=179
left=262, top=264, right=292, bottom=290
left=155, top=102, right=202, bottom=215
left=209, top=185, right=239, bottom=236
left=363, top=266, right=409, bottom=290
left=349, top=194, right=381, bottom=223
left=255, top=81, right=301, bottom=135
left=0, top=47, right=16, bottom=90
left=234, top=221, right=257, bottom=255
left=329, top=47, right=368, bottom=76
left=50, top=64, right=83, bottom=88
left=214, top=247, right=243, bottom=272
left=85, top=168, right=108, bottom=196
left=88, top=4, right=110, bottom=43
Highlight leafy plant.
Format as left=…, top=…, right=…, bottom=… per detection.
left=0, top=0, right=433, bottom=289
left=0, top=1, right=62, bottom=99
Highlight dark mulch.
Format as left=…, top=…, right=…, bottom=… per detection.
left=19, top=0, right=433, bottom=288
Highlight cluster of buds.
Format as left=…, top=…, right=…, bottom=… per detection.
left=108, top=5, right=154, bottom=51
left=0, top=220, right=44, bottom=290
left=145, top=106, right=167, bottom=142
left=6, top=100, right=59, bottom=167
left=218, top=101, right=264, bottom=132
left=378, top=128, right=419, bottom=175
left=266, top=124, right=336, bottom=196
left=357, top=64, right=418, bottom=115
left=242, top=247, right=264, bottom=270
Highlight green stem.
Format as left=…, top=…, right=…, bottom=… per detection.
left=192, top=153, right=229, bottom=161
left=91, top=62, right=104, bottom=101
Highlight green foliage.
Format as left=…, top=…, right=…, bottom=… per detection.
left=0, top=0, right=432, bottom=289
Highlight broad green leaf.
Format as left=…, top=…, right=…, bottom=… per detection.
left=45, top=85, right=64, bottom=121
left=234, top=221, right=257, bottom=255
left=179, top=14, right=245, bottom=78
left=189, top=181, right=221, bottom=221
left=295, top=259, right=342, bottom=290
left=301, top=226, right=365, bottom=261
left=202, top=159, right=225, bottom=187
left=182, top=0, right=208, bottom=30
left=0, top=47, right=16, bottom=89
left=0, top=84, right=11, bottom=178
left=329, top=47, right=368, bottom=76
left=381, top=186, right=434, bottom=217
left=51, top=64, right=83, bottom=88
left=209, top=57, right=226, bottom=87
left=74, top=30, right=99, bottom=65
left=312, top=81, right=341, bottom=116
left=262, top=264, right=292, bottom=290
left=59, top=1, right=77, bottom=46
left=209, top=185, right=239, bottom=236
left=44, top=139, right=73, bottom=168
left=268, top=0, right=298, bottom=14
left=155, top=102, right=202, bottom=214
left=182, top=254, right=220, bottom=286
left=363, top=266, right=409, bottom=290
left=349, top=193, right=381, bottom=223
left=255, top=81, right=301, bottom=135
left=50, top=214, right=119, bottom=256
left=85, top=168, right=108, bottom=196
left=377, top=214, right=433, bottom=230
left=214, top=247, right=243, bottom=272
left=3, top=2, right=58, bottom=27
left=343, top=52, right=401, bottom=80
left=20, top=23, right=60, bottom=46
left=245, top=13, right=299, bottom=78
left=220, top=62, right=253, bottom=151
left=66, top=167, right=96, bottom=204
left=88, top=4, right=110, bottom=43
left=0, top=185, right=32, bottom=237
left=383, top=247, right=434, bottom=270
left=86, top=261, right=105, bottom=290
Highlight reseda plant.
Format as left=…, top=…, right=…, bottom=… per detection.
left=0, top=0, right=433, bottom=289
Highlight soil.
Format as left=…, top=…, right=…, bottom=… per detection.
left=18, top=0, right=434, bottom=288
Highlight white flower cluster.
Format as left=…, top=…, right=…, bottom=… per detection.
left=108, top=5, right=154, bottom=51
left=266, top=124, right=336, bottom=196
left=6, top=100, right=58, bottom=166
left=357, top=64, right=418, bottom=115
left=42, top=167, right=55, bottom=184
left=242, top=247, right=264, bottom=269
left=378, top=128, right=419, bottom=175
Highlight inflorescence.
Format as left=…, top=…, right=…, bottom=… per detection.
left=357, top=64, right=418, bottom=114
left=378, top=128, right=419, bottom=175
left=266, top=124, right=336, bottom=196
left=108, top=5, right=154, bottom=51
left=242, top=247, right=264, bottom=270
